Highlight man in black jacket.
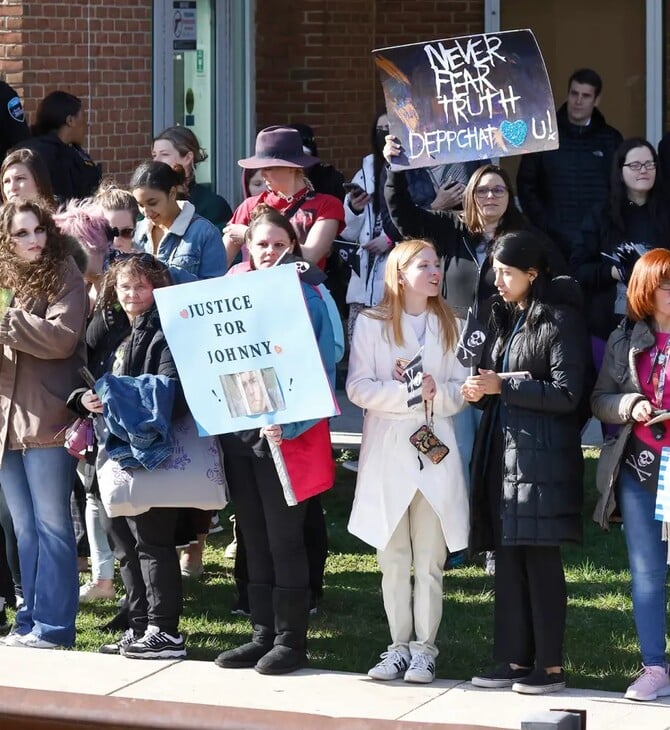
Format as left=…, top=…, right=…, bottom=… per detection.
left=0, top=80, right=29, bottom=160
left=517, top=68, right=622, bottom=259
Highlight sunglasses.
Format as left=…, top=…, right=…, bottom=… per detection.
left=111, top=227, right=135, bottom=239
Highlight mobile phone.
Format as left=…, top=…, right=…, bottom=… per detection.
left=343, top=183, right=366, bottom=195
left=498, top=371, right=532, bottom=381
left=79, top=366, right=97, bottom=388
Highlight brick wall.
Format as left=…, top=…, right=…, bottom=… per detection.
left=255, top=0, right=485, bottom=179
left=0, top=0, right=153, bottom=181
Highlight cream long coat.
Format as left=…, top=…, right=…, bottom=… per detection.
left=346, top=311, right=470, bottom=551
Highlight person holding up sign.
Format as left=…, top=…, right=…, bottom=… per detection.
left=591, top=249, right=670, bottom=702
left=462, top=231, right=588, bottom=695
left=346, top=240, right=469, bottom=684
left=214, top=205, right=336, bottom=676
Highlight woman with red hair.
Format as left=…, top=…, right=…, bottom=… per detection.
left=592, top=248, right=670, bottom=702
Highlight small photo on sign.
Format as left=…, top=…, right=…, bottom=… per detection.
left=220, top=368, right=286, bottom=418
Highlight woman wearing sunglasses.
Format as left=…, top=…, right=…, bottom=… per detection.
left=95, top=181, right=140, bottom=255
left=572, top=138, right=670, bottom=376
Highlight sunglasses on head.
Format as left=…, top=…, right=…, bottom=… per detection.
left=109, top=250, right=161, bottom=266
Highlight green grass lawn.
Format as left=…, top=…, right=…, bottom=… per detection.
left=67, top=447, right=646, bottom=693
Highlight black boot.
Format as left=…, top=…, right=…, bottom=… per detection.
left=215, top=584, right=274, bottom=668
left=255, top=587, right=309, bottom=675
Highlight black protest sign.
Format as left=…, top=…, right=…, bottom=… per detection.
left=373, top=29, right=557, bottom=170
left=456, top=309, right=486, bottom=369
left=403, top=347, right=424, bottom=408
left=332, top=239, right=361, bottom=277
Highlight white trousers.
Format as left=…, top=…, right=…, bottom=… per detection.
left=376, top=489, right=447, bottom=658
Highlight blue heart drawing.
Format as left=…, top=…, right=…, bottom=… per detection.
left=500, top=119, right=528, bottom=147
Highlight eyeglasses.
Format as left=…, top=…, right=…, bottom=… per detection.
left=111, top=227, right=135, bottom=239
left=623, top=161, right=656, bottom=172
left=376, top=126, right=390, bottom=133
left=658, top=281, right=670, bottom=290
left=474, top=185, right=508, bottom=199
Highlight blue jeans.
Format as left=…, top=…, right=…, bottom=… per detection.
left=0, top=447, right=78, bottom=646
left=618, top=467, right=668, bottom=666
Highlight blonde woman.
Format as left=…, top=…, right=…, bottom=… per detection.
left=346, top=240, right=469, bottom=684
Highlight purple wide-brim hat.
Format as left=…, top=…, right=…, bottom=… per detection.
left=238, top=125, right=319, bottom=169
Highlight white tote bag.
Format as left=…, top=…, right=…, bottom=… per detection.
left=97, top=413, right=228, bottom=518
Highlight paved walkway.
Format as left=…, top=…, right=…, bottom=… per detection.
left=0, top=647, right=667, bottom=729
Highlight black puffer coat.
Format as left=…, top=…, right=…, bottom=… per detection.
left=469, top=277, right=588, bottom=550
left=517, top=105, right=622, bottom=258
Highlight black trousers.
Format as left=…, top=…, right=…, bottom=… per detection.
left=234, top=495, right=327, bottom=597
left=104, top=507, right=182, bottom=636
left=225, top=452, right=308, bottom=589
left=487, top=430, right=567, bottom=668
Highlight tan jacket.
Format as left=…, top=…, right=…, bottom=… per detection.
left=0, top=258, right=87, bottom=462
left=590, top=319, right=652, bottom=528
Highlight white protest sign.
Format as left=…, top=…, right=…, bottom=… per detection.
left=154, top=266, right=338, bottom=436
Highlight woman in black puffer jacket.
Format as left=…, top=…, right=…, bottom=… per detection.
left=463, top=231, right=589, bottom=696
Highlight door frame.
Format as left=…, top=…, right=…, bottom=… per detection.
left=484, top=0, right=663, bottom=144
left=152, top=0, right=255, bottom=206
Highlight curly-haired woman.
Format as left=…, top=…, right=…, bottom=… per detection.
left=0, top=199, right=87, bottom=649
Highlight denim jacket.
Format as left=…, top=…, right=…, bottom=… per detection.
left=134, top=200, right=227, bottom=283
left=95, top=372, right=176, bottom=470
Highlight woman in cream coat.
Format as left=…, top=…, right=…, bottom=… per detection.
left=346, top=239, right=469, bottom=685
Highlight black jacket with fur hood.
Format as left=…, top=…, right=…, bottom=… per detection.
left=469, top=276, right=590, bottom=550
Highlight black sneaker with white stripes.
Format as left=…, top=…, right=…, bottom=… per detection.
left=121, top=625, right=186, bottom=659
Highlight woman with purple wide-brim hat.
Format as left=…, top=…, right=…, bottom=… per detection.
left=223, top=126, right=344, bottom=269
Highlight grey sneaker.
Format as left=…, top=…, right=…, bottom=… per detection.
left=99, top=628, right=141, bottom=655
left=367, top=649, right=410, bottom=680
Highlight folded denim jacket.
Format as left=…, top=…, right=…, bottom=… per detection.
left=96, top=372, right=176, bottom=471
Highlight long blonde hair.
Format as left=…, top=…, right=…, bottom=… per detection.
left=363, top=239, right=458, bottom=349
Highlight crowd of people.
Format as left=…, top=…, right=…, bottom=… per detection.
left=0, top=66, right=667, bottom=705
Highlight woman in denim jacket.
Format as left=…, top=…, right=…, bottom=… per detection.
left=131, top=161, right=226, bottom=284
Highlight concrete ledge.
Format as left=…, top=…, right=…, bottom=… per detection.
left=0, top=686, right=505, bottom=730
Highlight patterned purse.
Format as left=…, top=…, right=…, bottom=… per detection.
left=409, top=401, right=449, bottom=465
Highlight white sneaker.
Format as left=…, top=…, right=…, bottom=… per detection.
left=19, top=632, right=62, bottom=649
left=404, top=652, right=436, bottom=683
left=484, top=551, right=496, bottom=576
left=367, top=649, right=410, bottom=680
left=1, top=630, right=27, bottom=647
left=79, top=581, right=115, bottom=603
